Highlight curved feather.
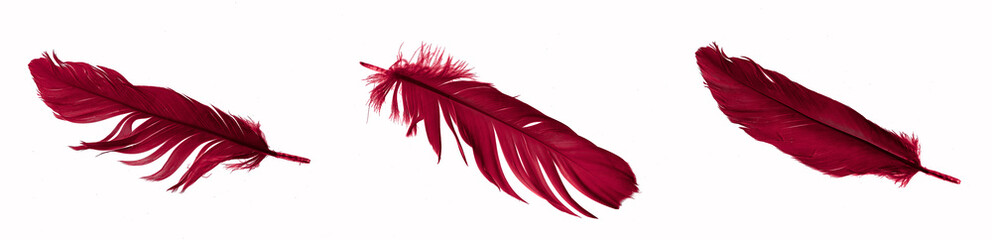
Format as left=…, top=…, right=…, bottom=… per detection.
left=29, top=53, right=309, bottom=192
left=361, top=45, right=637, bottom=218
left=695, top=44, right=958, bottom=186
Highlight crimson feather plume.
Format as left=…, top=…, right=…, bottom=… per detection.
left=696, top=44, right=958, bottom=186
left=361, top=45, right=637, bottom=218
left=30, top=53, right=309, bottom=192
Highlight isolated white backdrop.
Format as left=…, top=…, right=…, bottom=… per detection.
left=0, top=1, right=988, bottom=239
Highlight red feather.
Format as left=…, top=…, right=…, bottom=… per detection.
left=29, top=53, right=309, bottom=192
left=696, top=44, right=959, bottom=186
left=361, top=45, right=637, bottom=218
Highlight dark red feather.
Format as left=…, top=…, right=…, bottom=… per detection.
left=361, top=45, right=637, bottom=218
left=696, top=44, right=958, bottom=186
left=29, top=53, right=309, bottom=192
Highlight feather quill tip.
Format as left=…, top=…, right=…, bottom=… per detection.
left=268, top=151, right=311, bottom=163
left=919, top=168, right=960, bottom=184
left=360, top=62, right=386, bottom=72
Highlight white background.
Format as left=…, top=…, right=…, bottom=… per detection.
left=1, top=1, right=989, bottom=239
